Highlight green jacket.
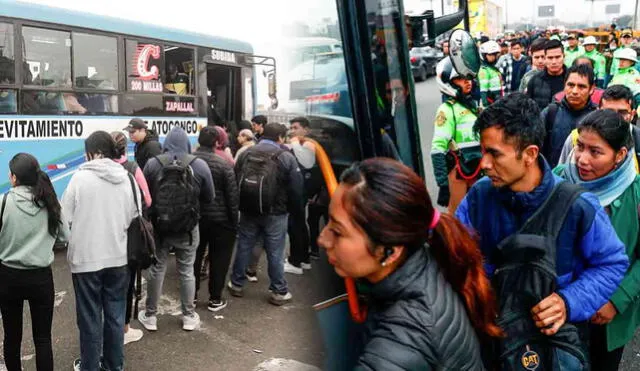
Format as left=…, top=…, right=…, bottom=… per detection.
left=583, top=49, right=607, bottom=86
left=564, top=46, right=585, bottom=67
left=478, top=64, right=503, bottom=107
left=554, top=166, right=640, bottom=351
left=0, top=186, right=69, bottom=269
left=610, top=46, right=629, bottom=77
left=430, top=99, right=480, bottom=187
left=609, top=66, right=640, bottom=109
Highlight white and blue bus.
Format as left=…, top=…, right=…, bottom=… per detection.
left=0, top=0, right=272, bottom=195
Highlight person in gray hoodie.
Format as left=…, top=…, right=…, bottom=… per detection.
left=138, top=127, right=214, bottom=332
left=61, top=131, right=140, bottom=371
left=0, top=153, right=68, bottom=371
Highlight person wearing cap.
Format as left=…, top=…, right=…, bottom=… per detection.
left=124, top=118, right=162, bottom=171
left=608, top=48, right=640, bottom=109
left=610, top=29, right=634, bottom=80
left=564, top=33, right=585, bottom=68
left=583, top=36, right=607, bottom=88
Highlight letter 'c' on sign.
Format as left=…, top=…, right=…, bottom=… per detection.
left=136, top=44, right=161, bottom=80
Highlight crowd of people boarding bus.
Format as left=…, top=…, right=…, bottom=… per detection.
left=0, top=113, right=323, bottom=370
left=2, top=25, right=640, bottom=371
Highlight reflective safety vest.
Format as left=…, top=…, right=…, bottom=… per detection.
left=609, top=66, right=640, bottom=97
left=565, top=46, right=585, bottom=67
left=583, top=49, right=607, bottom=83
left=478, top=64, right=503, bottom=107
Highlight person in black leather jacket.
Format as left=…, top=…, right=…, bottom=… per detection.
left=193, top=126, right=239, bottom=311
left=318, top=158, right=502, bottom=370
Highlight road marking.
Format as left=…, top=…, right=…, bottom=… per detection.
left=253, top=358, right=321, bottom=371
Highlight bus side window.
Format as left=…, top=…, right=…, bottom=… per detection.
left=72, top=33, right=118, bottom=91
left=22, top=27, right=72, bottom=89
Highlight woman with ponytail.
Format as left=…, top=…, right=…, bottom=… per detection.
left=0, top=153, right=69, bottom=371
left=318, top=158, right=501, bottom=370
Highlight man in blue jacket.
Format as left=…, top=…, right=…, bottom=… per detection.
left=456, top=92, right=628, bottom=335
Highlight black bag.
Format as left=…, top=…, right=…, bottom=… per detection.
left=153, top=153, right=200, bottom=236
left=491, top=181, right=588, bottom=370
left=0, top=193, right=7, bottom=232
left=126, top=175, right=156, bottom=269
left=238, top=148, right=285, bottom=215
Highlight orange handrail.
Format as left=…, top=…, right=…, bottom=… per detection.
left=306, top=138, right=367, bottom=324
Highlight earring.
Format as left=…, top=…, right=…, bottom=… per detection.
left=381, top=261, right=387, bottom=267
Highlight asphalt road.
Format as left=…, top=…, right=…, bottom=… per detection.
left=1, top=77, right=638, bottom=371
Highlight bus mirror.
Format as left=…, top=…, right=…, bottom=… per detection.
left=448, top=29, right=480, bottom=79
left=267, top=72, right=277, bottom=108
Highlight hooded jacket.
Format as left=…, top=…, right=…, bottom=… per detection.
left=61, top=158, right=140, bottom=273
left=0, top=186, right=69, bottom=269
left=355, top=246, right=485, bottom=370
left=194, top=146, right=239, bottom=229
left=456, top=159, right=629, bottom=323
left=135, top=129, right=162, bottom=171
left=143, top=127, right=215, bottom=213
left=541, top=98, right=597, bottom=168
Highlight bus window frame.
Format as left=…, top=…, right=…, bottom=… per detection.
left=21, top=24, right=73, bottom=90
left=0, top=19, right=17, bottom=89
left=71, top=31, right=120, bottom=92
left=0, top=15, right=259, bottom=118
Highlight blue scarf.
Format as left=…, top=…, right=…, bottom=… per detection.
left=563, top=149, right=637, bottom=207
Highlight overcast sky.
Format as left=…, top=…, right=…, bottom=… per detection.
left=19, top=0, right=639, bottom=45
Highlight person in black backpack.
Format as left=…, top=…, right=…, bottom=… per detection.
left=229, top=123, right=304, bottom=306
left=138, top=127, right=214, bottom=332
left=455, top=93, right=628, bottom=370
left=192, top=127, right=239, bottom=312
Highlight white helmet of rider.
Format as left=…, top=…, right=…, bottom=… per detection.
left=480, top=40, right=501, bottom=56
left=436, top=57, right=463, bottom=98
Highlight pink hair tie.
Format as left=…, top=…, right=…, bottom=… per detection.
left=429, top=209, right=440, bottom=230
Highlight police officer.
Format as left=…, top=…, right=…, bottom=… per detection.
left=431, top=57, right=482, bottom=213
left=609, top=48, right=640, bottom=109
left=583, top=36, right=607, bottom=88
left=564, top=32, right=585, bottom=68
left=478, top=40, right=504, bottom=108
left=609, top=29, right=634, bottom=82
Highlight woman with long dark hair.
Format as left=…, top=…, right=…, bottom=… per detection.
left=554, top=110, right=640, bottom=370
left=318, top=158, right=501, bottom=370
left=0, top=153, right=68, bottom=371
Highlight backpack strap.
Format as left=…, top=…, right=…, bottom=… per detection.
left=0, top=193, right=7, bottom=233
left=545, top=102, right=559, bottom=137
left=519, top=181, right=584, bottom=239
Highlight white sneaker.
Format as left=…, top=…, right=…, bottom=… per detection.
left=269, top=291, right=293, bottom=306
left=124, top=327, right=144, bottom=345
left=284, top=261, right=303, bottom=275
left=301, top=262, right=312, bottom=270
left=137, top=310, right=157, bottom=331
left=183, top=312, right=200, bottom=331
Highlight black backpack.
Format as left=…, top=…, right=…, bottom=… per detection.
left=238, top=148, right=285, bottom=215
left=152, top=153, right=200, bottom=236
left=491, top=181, right=588, bottom=371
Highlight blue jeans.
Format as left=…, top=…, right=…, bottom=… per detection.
left=72, top=266, right=129, bottom=371
left=231, top=213, right=288, bottom=294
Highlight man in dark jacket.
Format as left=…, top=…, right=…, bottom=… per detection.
left=527, top=39, right=567, bottom=111
left=229, top=123, right=304, bottom=306
left=138, top=127, right=215, bottom=332
left=192, top=126, right=239, bottom=312
left=456, top=93, right=627, bottom=341
left=124, top=118, right=162, bottom=171
left=250, top=115, right=267, bottom=141
left=541, top=64, right=598, bottom=168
